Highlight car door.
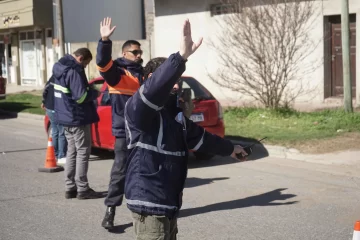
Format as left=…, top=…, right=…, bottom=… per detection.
left=89, top=78, right=105, bottom=148
left=94, top=83, right=115, bottom=149
left=180, top=77, right=219, bottom=127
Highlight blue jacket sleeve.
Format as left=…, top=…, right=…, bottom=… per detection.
left=125, top=52, right=186, bottom=130
left=96, top=39, right=125, bottom=87
left=67, top=69, right=98, bottom=104
left=185, top=116, right=234, bottom=156
left=42, top=79, right=50, bottom=104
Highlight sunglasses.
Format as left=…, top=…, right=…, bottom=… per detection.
left=127, top=50, right=143, bottom=56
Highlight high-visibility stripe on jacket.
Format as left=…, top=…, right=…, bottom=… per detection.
left=108, top=69, right=140, bottom=96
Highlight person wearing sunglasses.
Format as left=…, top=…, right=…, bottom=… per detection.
left=96, top=17, right=144, bottom=230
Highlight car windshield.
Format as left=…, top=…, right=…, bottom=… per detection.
left=180, top=77, right=214, bottom=101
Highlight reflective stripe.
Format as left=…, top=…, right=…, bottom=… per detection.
left=125, top=101, right=133, bottom=148
left=128, top=142, right=185, bottom=157
left=192, top=129, right=205, bottom=151
left=109, top=88, right=136, bottom=95
left=77, top=92, right=87, bottom=104
left=54, top=84, right=70, bottom=93
left=126, top=112, right=186, bottom=157
left=127, top=199, right=178, bottom=210
left=139, top=85, right=163, bottom=111
left=96, top=60, right=113, bottom=72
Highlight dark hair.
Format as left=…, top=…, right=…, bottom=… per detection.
left=122, top=40, right=141, bottom=51
left=143, top=57, right=167, bottom=80
left=73, top=48, right=93, bottom=61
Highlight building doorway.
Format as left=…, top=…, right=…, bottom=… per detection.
left=19, top=30, right=42, bottom=86
left=325, top=14, right=356, bottom=98
left=0, top=39, right=12, bottom=84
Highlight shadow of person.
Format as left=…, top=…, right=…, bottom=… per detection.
left=108, top=222, right=133, bottom=234
left=185, top=177, right=229, bottom=188
left=96, top=191, right=108, bottom=198
left=179, top=188, right=298, bottom=218
left=89, top=148, right=114, bottom=161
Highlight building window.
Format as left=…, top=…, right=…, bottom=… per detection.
left=46, top=29, right=52, bottom=38
left=27, top=31, right=34, bottom=39
left=210, top=3, right=239, bottom=16
left=19, top=32, right=27, bottom=40
left=35, top=30, right=42, bottom=39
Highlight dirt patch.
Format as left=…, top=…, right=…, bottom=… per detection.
left=290, top=132, right=360, bottom=154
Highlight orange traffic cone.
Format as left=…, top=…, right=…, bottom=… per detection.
left=38, top=137, right=64, bottom=173
left=352, top=221, right=360, bottom=240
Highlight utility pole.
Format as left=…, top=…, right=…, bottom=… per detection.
left=54, top=0, right=65, bottom=58
left=341, top=0, right=353, bottom=112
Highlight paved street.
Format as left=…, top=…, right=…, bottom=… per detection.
left=1, top=114, right=360, bottom=240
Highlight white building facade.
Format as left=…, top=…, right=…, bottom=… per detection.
left=152, top=0, right=360, bottom=109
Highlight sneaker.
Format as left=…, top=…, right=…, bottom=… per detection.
left=57, top=157, right=66, bottom=166
left=101, top=206, right=116, bottom=230
left=65, top=189, right=77, bottom=199
left=77, top=188, right=103, bottom=200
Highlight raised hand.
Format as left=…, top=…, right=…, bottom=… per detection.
left=100, top=17, right=116, bottom=41
left=179, top=19, right=203, bottom=60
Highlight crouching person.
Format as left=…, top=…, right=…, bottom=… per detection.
left=124, top=19, right=247, bottom=239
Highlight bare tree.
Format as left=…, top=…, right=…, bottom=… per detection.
left=209, top=0, right=322, bottom=109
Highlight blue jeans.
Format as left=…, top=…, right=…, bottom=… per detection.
left=46, top=109, right=67, bottom=159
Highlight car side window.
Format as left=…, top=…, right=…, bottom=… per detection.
left=181, top=81, right=195, bottom=99
left=100, top=87, right=111, bottom=106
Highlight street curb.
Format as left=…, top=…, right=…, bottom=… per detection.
left=0, top=109, right=45, bottom=121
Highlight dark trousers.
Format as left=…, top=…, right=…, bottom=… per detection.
left=104, top=137, right=127, bottom=207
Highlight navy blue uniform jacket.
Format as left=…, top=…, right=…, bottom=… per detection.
left=53, top=55, right=99, bottom=126
left=124, top=52, right=234, bottom=218
left=96, top=39, right=144, bottom=138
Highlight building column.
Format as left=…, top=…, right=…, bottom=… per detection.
left=40, top=28, right=47, bottom=85
left=10, top=33, right=20, bottom=85
left=356, top=10, right=360, bottom=107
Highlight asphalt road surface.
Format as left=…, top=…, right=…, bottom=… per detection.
left=1, top=114, right=360, bottom=240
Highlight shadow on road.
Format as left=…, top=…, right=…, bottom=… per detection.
left=0, top=103, right=39, bottom=119
left=89, top=148, right=114, bottom=161
left=179, top=188, right=298, bottom=218
left=108, top=222, right=133, bottom=234
left=185, top=177, right=229, bottom=188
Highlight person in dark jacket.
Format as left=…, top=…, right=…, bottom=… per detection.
left=124, top=19, right=247, bottom=239
left=53, top=48, right=102, bottom=200
left=96, top=17, right=144, bottom=229
left=41, top=75, right=67, bottom=164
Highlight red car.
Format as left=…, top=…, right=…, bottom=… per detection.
left=44, top=76, right=225, bottom=160
left=0, top=76, right=5, bottom=100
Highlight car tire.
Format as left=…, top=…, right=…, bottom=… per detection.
left=193, top=152, right=215, bottom=161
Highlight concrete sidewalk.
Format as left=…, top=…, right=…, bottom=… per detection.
left=6, top=84, right=44, bottom=94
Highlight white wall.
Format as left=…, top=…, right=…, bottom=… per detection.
left=153, top=0, right=360, bottom=107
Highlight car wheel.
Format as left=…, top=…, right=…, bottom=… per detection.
left=193, top=152, right=215, bottom=161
